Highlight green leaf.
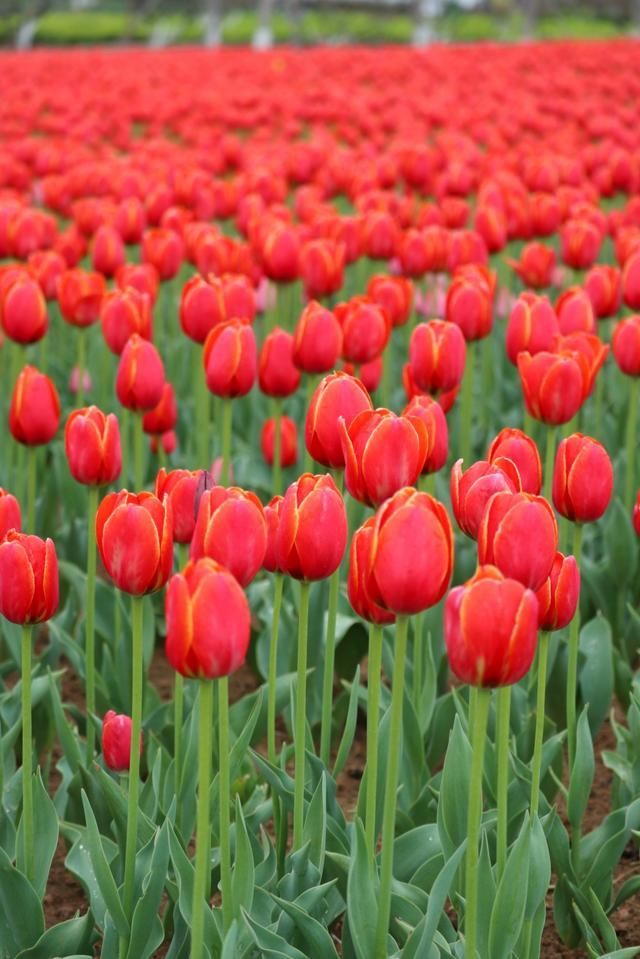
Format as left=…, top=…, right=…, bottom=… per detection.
left=242, top=909, right=308, bottom=959
left=588, top=888, right=619, bottom=953
left=393, top=825, right=441, bottom=885
left=0, top=847, right=45, bottom=955
left=167, top=821, right=218, bottom=947
left=302, top=774, right=327, bottom=874
left=437, top=716, right=472, bottom=859
left=579, top=615, right=614, bottom=736
left=220, top=920, right=240, bottom=959
left=612, top=874, right=640, bottom=912
left=48, top=671, right=82, bottom=773
left=80, top=791, right=129, bottom=939
left=15, top=912, right=94, bottom=959
left=524, top=816, right=551, bottom=920
left=16, top=770, right=59, bottom=900
left=272, top=893, right=339, bottom=959
left=125, top=822, right=170, bottom=959
left=604, top=498, right=637, bottom=586
left=402, top=840, right=466, bottom=959
left=231, top=795, right=255, bottom=917
left=567, top=707, right=595, bottom=833
left=599, top=950, right=640, bottom=959
left=346, top=819, right=378, bottom=959
left=332, top=666, right=360, bottom=779
left=488, top=814, right=531, bottom=959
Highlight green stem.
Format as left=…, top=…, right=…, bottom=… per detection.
left=496, top=685, right=511, bottom=883
left=460, top=341, right=476, bottom=466
left=293, top=581, right=311, bottom=850
left=523, top=410, right=535, bottom=439
left=381, top=342, right=392, bottom=410
left=625, top=378, right=639, bottom=513
left=319, top=564, right=341, bottom=766
left=530, top=632, right=550, bottom=820
left=365, top=622, right=383, bottom=861
left=196, top=345, right=209, bottom=469
left=191, top=679, right=213, bottom=959
left=21, top=625, right=34, bottom=884
left=464, top=686, right=491, bottom=959
left=120, top=595, right=144, bottom=955
left=218, top=674, right=232, bottom=933
left=220, top=398, right=232, bottom=486
left=85, top=486, right=99, bottom=763
left=302, top=375, right=317, bottom=473
left=77, top=328, right=86, bottom=408
left=267, top=574, right=284, bottom=765
left=543, top=426, right=557, bottom=503
left=566, top=523, right=584, bottom=773
left=134, top=413, right=144, bottom=490
left=593, top=373, right=604, bottom=440
left=412, top=612, right=425, bottom=720
left=374, top=616, right=409, bottom=959
left=26, top=447, right=36, bottom=533
left=271, top=397, right=283, bottom=496
left=174, top=543, right=189, bottom=795
left=480, top=335, right=493, bottom=434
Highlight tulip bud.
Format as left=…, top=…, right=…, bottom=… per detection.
left=221, top=273, right=256, bottom=324
left=505, top=293, right=559, bottom=366
left=305, top=371, right=373, bottom=469
left=179, top=274, right=227, bottom=344
left=115, top=263, right=159, bottom=305
left=276, top=473, right=347, bottom=581
left=535, top=551, right=580, bottom=631
left=101, top=288, right=152, bottom=356
left=165, top=558, right=251, bottom=678
left=347, top=519, right=395, bottom=625
left=261, top=225, right=300, bottom=283
left=293, top=301, right=343, bottom=374
left=0, top=532, right=58, bottom=624
left=612, top=315, right=640, bottom=377
left=142, top=228, right=184, bottom=280
left=102, top=710, right=142, bottom=772
left=555, top=287, right=596, bottom=336
left=561, top=218, right=602, bottom=271
left=339, top=409, right=428, bottom=507
left=91, top=224, right=125, bottom=278
left=487, top=428, right=542, bottom=495
left=445, top=565, right=538, bottom=687
left=28, top=250, right=66, bottom=301
left=555, top=332, right=608, bottom=397
left=335, top=297, right=390, bottom=365
left=263, top=495, right=284, bottom=574
left=366, top=487, right=453, bottom=615
left=633, top=492, right=640, bottom=537
left=507, top=242, right=555, bottom=289
left=96, top=490, right=173, bottom=595
left=190, top=486, right=266, bottom=586
left=450, top=458, right=521, bottom=540
left=10, top=365, right=60, bottom=446
left=409, top=320, right=467, bottom=394
left=142, top=382, right=177, bottom=436
left=445, top=269, right=493, bottom=341
left=403, top=395, right=448, bottom=474
left=517, top=350, right=588, bottom=425
left=622, top=251, right=640, bottom=310
left=552, top=433, right=613, bottom=523
left=155, top=468, right=201, bottom=544
left=116, top=334, right=165, bottom=412
left=57, top=269, right=106, bottom=327
left=261, top=416, right=297, bottom=468
left=259, top=328, right=301, bottom=397
left=0, top=488, right=21, bottom=540
left=203, top=319, right=256, bottom=398
left=65, top=407, right=122, bottom=487
left=584, top=265, right=622, bottom=319
left=300, top=238, right=344, bottom=300
left=114, top=197, right=146, bottom=245
left=0, top=275, right=48, bottom=345
left=150, top=430, right=177, bottom=457
left=366, top=274, right=413, bottom=328
left=361, top=209, right=398, bottom=261
left=478, top=491, right=558, bottom=590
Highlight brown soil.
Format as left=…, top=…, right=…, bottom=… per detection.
left=41, top=650, right=640, bottom=957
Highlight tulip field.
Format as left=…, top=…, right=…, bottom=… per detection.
left=2, top=38, right=640, bottom=959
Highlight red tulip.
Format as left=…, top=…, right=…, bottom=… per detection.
left=9, top=365, right=60, bottom=446
left=450, top=458, right=521, bottom=540
left=300, top=238, right=344, bottom=300
left=517, top=350, right=588, bottom=425
left=335, top=297, right=391, bottom=365
left=612, top=315, right=640, bottom=376
left=259, top=328, right=301, bottom=397
left=632, top=492, right=640, bottom=537
left=142, top=382, right=177, bottom=436
left=409, top=320, right=467, bottom=394
left=403, top=395, right=448, bottom=474
left=179, top=274, right=227, bottom=344
left=555, top=287, right=596, bottom=336
left=584, top=265, right=622, bottom=319
left=505, top=293, right=559, bottom=366
left=477, top=491, right=558, bottom=590
left=114, top=197, right=146, bottom=245
left=487, top=428, right=542, bottom=495
left=0, top=532, right=58, bottom=624
left=263, top=495, right=284, bottom=574
left=28, top=250, right=66, bottom=301
left=305, top=372, right=373, bottom=469
left=347, top=519, right=395, bottom=625
left=261, top=225, right=300, bottom=283
left=535, top=551, right=580, bottom=631
left=116, top=334, right=165, bottom=412
left=101, top=288, right=152, bottom=356
left=552, top=433, right=613, bottom=523
left=96, top=491, right=173, bottom=595
left=261, top=416, right=297, bottom=468
left=622, top=251, right=640, bottom=310
left=91, top=224, right=125, bottom=278
left=150, top=430, right=177, bottom=457
left=276, top=473, right=347, bottom=581
left=366, top=274, right=413, bottom=328
left=0, top=275, right=48, bottom=345
left=0, top=489, right=21, bottom=540
left=102, top=710, right=142, bottom=772
left=292, top=301, right=343, bottom=374
left=65, top=407, right=122, bottom=487
left=142, top=228, right=184, bottom=281
left=155, top=468, right=201, bottom=544
left=190, top=486, right=266, bottom=586
left=507, top=242, right=555, bottom=289
left=561, top=218, right=602, bottom=271
left=445, top=268, right=493, bottom=341
left=57, top=269, right=106, bottom=327
left=116, top=263, right=159, bottom=305
left=361, top=209, right=398, bottom=261
left=203, top=319, right=256, bottom=398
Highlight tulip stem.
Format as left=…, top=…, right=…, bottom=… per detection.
left=365, top=622, right=383, bottom=861
left=460, top=341, right=476, bottom=466
left=77, top=329, right=87, bottom=408
left=374, top=615, right=409, bottom=959
left=271, top=397, right=283, bottom=495
left=21, top=625, right=34, bottom=884
left=543, top=426, right=557, bottom=503
left=174, top=543, right=189, bottom=796
left=496, top=685, right=511, bottom=883
left=267, top=574, right=284, bottom=765
left=625, top=378, right=639, bottom=512
left=566, top=523, right=584, bottom=773
left=530, top=631, right=550, bottom=820
left=196, top=345, right=209, bottom=469
left=191, top=678, right=213, bottom=959
left=220, top=398, right=232, bottom=487
left=218, top=674, right=233, bottom=933
left=464, top=686, right=491, bottom=959
left=381, top=343, right=391, bottom=410
left=412, top=611, right=425, bottom=720
left=134, top=413, right=144, bottom=490
left=85, top=486, right=99, bottom=763
left=302, top=375, right=317, bottom=473
left=293, top=580, right=311, bottom=850
left=26, top=447, right=36, bottom=533
left=320, top=565, right=341, bottom=766
left=120, top=595, right=144, bottom=957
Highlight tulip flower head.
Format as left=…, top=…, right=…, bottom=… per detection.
left=535, top=551, right=580, bottom=631
left=65, top=407, right=122, bottom=487
left=552, top=433, right=613, bottom=523
left=102, top=710, right=142, bottom=773
left=190, top=486, right=267, bottom=586
left=0, top=531, right=59, bottom=624
left=96, top=490, right=173, bottom=595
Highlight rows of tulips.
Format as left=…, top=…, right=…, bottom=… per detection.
left=1, top=40, right=640, bottom=959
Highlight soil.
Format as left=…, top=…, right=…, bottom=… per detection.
left=41, top=649, right=640, bottom=957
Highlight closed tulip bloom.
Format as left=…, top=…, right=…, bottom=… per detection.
left=220, top=274, right=256, bottom=323
left=552, top=433, right=613, bottom=523
left=409, top=320, right=467, bottom=394
left=517, top=350, right=588, bottom=425
left=507, top=242, right=556, bottom=289
left=487, top=428, right=542, bottom=495
left=612, top=315, right=640, bottom=376
left=91, top=224, right=125, bottom=278
left=262, top=495, right=283, bottom=574
left=1, top=275, right=48, bottom=344
left=555, top=287, right=596, bottom=335
left=403, top=395, right=448, bottom=474
left=622, top=251, right=640, bottom=310
left=190, top=486, right=266, bottom=586
left=300, top=238, right=344, bottom=300
left=367, top=274, right=413, bottom=328
left=445, top=565, right=538, bottom=687
left=10, top=366, right=60, bottom=446
left=633, top=493, right=640, bottom=537
left=114, top=196, right=146, bottom=245
left=0, top=531, right=58, bottom=624
left=261, top=416, right=297, bottom=468
left=276, top=473, right=347, bottom=581
left=28, top=250, right=66, bottom=301
left=0, top=488, right=21, bottom=540
left=475, top=204, right=507, bottom=253
left=57, top=269, right=106, bottom=327
left=585, top=265, right=622, bottom=319
left=561, top=218, right=602, bottom=271
left=305, top=371, right=373, bottom=468
left=115, top=262, right=159, bottom=305
left=203, top=319, right=256, bottom=398
left=259, top=328, right=301, bottom=397
left=398, top=228, right=431, bottom=277
left=142, top=382, right=177, bottom=436
left=165, top=558, right=250, bottom=678
left=116, top=334, right=165, bottom=412
left=96, top=490, right=173, bottom=595
left=445, top=271, right=493, bottom=341
left=101, top=288, right=152, bottom=356
left=102, top=710, right=142, bottom=772
left=339, top=409, right=429, bottom=507
left=347, top=519, right=395, bottom=625
left=535, top=551, right=580, bottom=631
left=556, top=332, right=609, bottom=397
left=179, top=274, right=227, bottom=344
left=343, top=356, right=383, bottom=392
left=335, top=297, right=390, bottom=365
left=366, top=487, right=453, bottom=615
left=362, top=209, right=399, bottom=261
left=151, top=430, right=177, bottom=457
left=505, top=293, right=559, bottom=365
left=142, top=228, right=184, bottom=281
left=261, top=226, right=300, bottom=283
left=450, top=458, right=521, bottom=540
left=155, top=468, right=200, bottom=544
left=65, top=407, right=122, bottom=486
left=293, top=301, right=343, bottom=373
left=478, top=491, right=558, bottom=591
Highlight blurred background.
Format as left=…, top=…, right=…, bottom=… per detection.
left=0, top=0, right=639, bottom=48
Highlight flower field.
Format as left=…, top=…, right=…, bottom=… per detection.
left=1, top=39, right=640, bottom=959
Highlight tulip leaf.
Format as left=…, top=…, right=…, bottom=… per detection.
left=476, top=833, right=496, bottom=958
left=402, top=840, right=466, bottom=959
left=271, top=893, right=340, bottom=959
left=15, top=770, right=58, bottom=900
left=80, top=791, right=129, bottom=939
left=612, top=874, right=640, bottom=912
left=332, top=666, right=360, bottom=778
left=15, top=912, right=95, bottom=959
left=436, top=716, right=472, bottom=860
left=579, top=615, right=614, bottom=736
left=524, top=815, right=551, bottom=921
left=393, top=825, right=441, bottom=885
left=125, top=822, right=170, bottom=959
left=346, top=819, right=379, bottom=959
left=231, top=795, right=255, bottom=918
left=567, top=707, right=595, bottom=833
left=242, top=908, right=309, bottom=959
left=599, top=950, right=640, bottom=959
left=0, top=847, right=45, bottom=955
left=302, top=774, right=327, bottom=874
left=604, top=497, right=637, bottom=586
left=48, top=670, right=83, bottom=774
left=488, top=814, right=531, bottom=959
